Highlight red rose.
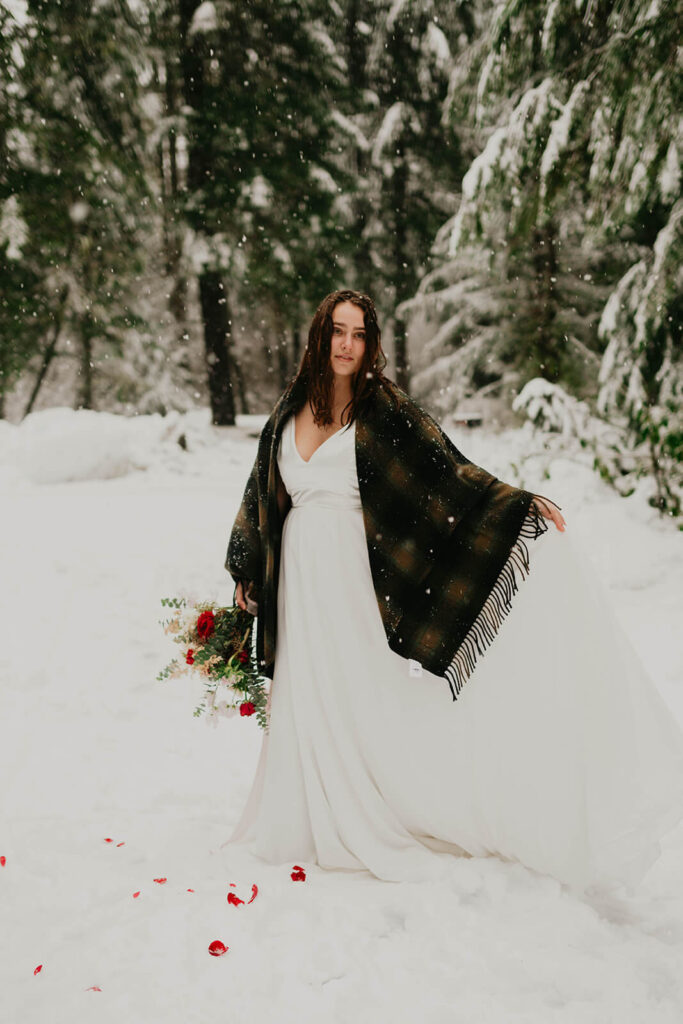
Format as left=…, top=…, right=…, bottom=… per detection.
left=196, top=610, right=215, bottom=640
left=238, top=649, right=249, bottom=664
left=240, top=702, right=256, bottom=717
left=186, top=648, right=195, bottom=665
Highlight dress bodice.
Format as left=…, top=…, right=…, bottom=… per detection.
left=277, top=413, right=361, bottom=511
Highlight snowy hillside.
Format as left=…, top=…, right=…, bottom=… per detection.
left=2, top=408, right=682, bottom=1023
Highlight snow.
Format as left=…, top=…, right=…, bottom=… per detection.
left=309, top=165, right=338, bottom=194
left=541, top=0, right=561, bottom=55
left=423, top=22, right=451, bottom=71
left=588, top=100, right=614, bottom=184
left=513, top=377, right=594, bottom=438
left=188, top=1, right=217, bottom=36
left=330, top=109, right=370, bottom=152
left=658, top=140, right=681, bottom=203
left=371, top=102, right=420, bottom=168
left=596, top=260, right=646, bottom=417
left=451, top=79, right=559, bottom=253
left=306, top=23, right=339, bottom=63
left=386, top=0, right=411, bottom=31
left=244, top=174, right=273, bottom=209
left=448, top=125, right=507, bottom=254
left=634, top=201, right=681, bottom=348
left=540, top=80, right=590, bottom=198
left=596, top=201, right=683, bottom=433
left=0, top=406, right=202, bottom=485
left=474, top=48, right=499, bottom=123
left=0, top=194, right=28, bottom=260
left=2, top=0, right=27, bottom=22
left=185, top=227, right=235, bottom=274
left=2, top=408, right=683, bottom=1022
left=502, top=78, right=559, bottom=171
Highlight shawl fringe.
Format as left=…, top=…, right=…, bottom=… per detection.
left=443, top=500, right=550, bottom=701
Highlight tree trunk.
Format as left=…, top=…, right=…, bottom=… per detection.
left=529, top=223, right=561, bottom=381
left=163, top=51, right=189, bottom=327
left=198, top=269, right=236, bottom=425
left=24, top=283, right=70, bottom=418
left=392, top=313, right=409, bottom=393
left=346, top=0, right=374, bottom=290
left=77, top=327, right=93, bottom=410
left=229, top=349, right=249, bottom=415
left=391, top=143, right=410, bottom=391
left=292, top=324, right=302, bottom=367
left=179, top=0, right=235, bottom=423
left=277, top=329, right=290, bottom=392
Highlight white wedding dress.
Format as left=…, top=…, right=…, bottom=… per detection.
left=223, top=413, right=683, bottom=892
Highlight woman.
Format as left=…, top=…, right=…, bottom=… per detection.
left=222, top=288, right=683, bottom=893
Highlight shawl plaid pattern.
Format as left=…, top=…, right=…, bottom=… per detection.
left=225, top=374, right=549, bottom=700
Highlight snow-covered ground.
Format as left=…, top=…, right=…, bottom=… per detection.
left=1, top=405, right=682, bottom=1023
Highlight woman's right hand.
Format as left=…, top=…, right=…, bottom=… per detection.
left=236, top=579, right=258, bottom=615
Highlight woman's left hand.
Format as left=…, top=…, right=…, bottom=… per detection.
left=531, top=494, right=566, bottom=532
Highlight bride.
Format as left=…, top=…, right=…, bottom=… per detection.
left=222, top=288, right=683, bottom=893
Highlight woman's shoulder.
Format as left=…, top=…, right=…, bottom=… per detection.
left=367, top=374, right=408, bottom=412
left=372, top=375, right=435, bottom=426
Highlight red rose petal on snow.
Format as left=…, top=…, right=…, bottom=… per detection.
left=227, top=892, right=244, bottom=906
left=291, top=865, right=306, bottom=881
left=34, top=965, right=43, bottom=975
left=229, top=882, right=236, bottom=887
left=116, top=842, right=125, bottom=847
left=0, top=855, right=6, bottom=866
left=132, top=891, right=141, bottom=898
left=153, top=877, right=167, bottom=884
left=247, top=884, right=258, bottom=903
left=85, top=986, right=102, bottom=992
left=208, top=940, right=228, bottom=957
left=104, top=838, right=114, bottom=843
left=187, top=888, right=194, bottom=893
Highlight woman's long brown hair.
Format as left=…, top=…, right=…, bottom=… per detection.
left=285, top=289, right=397, bottom=427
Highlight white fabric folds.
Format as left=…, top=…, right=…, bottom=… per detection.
left=224, top=413, right=683, bottom=892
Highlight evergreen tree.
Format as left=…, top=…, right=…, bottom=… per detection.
left=404, top=0, right=681, bottom=511
left=174, top=0, right=350, bottom=422
left=1, top=0, right=149, bottom=416
left=359, top=0, right=471, bottom=388
left=0, top=4, right=46, bottom=415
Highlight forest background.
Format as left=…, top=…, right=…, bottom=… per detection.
left=0, top=0, right=680, bottom=517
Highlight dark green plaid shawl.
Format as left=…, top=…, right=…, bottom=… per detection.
left=225, top=373, right=549, bottom=700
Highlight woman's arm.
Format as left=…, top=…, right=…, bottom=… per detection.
left=400, top=389, right=567, bottom=535
left=226, top=455, right=262, bottom=589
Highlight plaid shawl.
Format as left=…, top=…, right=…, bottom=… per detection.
left=225, top=373, right=549, bottom=700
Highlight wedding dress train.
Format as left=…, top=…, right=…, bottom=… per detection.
left=223, top=413, right=683, bottom=891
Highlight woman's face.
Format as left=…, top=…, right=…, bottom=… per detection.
left=329, top=301, right=366, bottom=379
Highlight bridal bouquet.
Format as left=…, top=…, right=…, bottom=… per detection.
left=157, top=596, right=270, bottom=731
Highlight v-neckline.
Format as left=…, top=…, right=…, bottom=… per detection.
left=291, top=414, right=350, bottom=465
